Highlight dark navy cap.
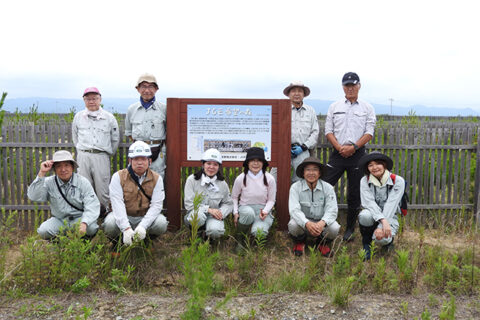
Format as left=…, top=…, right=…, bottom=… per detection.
left=342, top=72, right=360, bottom=85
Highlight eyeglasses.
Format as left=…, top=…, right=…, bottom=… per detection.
left=84, top=97, right=100, bottom=101
left=139, top=84, right=157, bottom=90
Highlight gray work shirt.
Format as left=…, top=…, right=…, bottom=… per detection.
left=27, top=173, right=100, bottom=226
left=325, top=99, right=376, bottom=145
left=125, top=101, right=166, bottom=146
left=291, top=103, right=320, bottom=149
left=72, top=108, right=120, bottom=155
left=360, top=174, right=405, bottom=222
left=289, top=179, right=338, bottom=228
left=184, top=175, right=233, bottom=218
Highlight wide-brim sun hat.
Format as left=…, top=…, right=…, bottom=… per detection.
left=358, top=151, right=393, bottom=175
left=243, top=147, right=268, bottom=167
left=283, top=81, right=311, bottom=97
left=52, top=150, right=78, bottom=169
left=296, top=157, right=327, bottom=179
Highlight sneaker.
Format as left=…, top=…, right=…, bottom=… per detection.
left=343, top=228, right=355, bottom=242
left=318, top=244, right=333, bottom=257
left=293, top=243, right=305, bottom=256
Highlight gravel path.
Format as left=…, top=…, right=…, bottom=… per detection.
left=1, top=292, right=479, bottom=319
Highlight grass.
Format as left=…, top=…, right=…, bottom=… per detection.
left=0, top=212, right=478, bottom=319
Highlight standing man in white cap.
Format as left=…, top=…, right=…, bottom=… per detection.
left=104, top=141, right=168, bottom=250
left=323, top=72, right=376, bottom=242
left=27, top=150, right=100, bottom=240
left=72, top=87, right=119, bottom=216
left=125, top=73, right=167, bottom=178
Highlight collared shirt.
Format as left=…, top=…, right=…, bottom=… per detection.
left=27, top=173, right=100, bottom=226
left=288, top=179, right=338, bottom=228
left=360, top=173, right=405, bottom=222
left=72, top=108, right=120, bottom=155
left=109, top=169, right=165, bottom=231
left=291, top=103, right=319, bottom=149
left=232, top=171, right=276, bottom=214
left=325, top=99, right=376, bottom=145
left=125, top=101, right=166, bottom=146
left=184, top=174, right=233, bottom=218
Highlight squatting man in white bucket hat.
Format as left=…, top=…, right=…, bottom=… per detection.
left=103, top=141, right=168, bottom=253
left=27, top=150, right=100, bottom=240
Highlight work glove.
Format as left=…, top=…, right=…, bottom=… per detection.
left=134, top=225, right=147, bottom=241
left=291, top=145, right=303, bottom=157
left=123, top=228, right=135, bottom=246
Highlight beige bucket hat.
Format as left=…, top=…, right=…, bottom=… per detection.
left=136, top=73, right=158, bottom=88
left=52, top=150, right=78, bottom=169
left=283, top=81, right=311, bottom=97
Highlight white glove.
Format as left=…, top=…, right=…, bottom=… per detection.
left=134, top=225, right=147, bottom=241
left=123, top=228, right=135, bottom=246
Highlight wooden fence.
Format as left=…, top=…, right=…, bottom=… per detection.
left=1, top=122, right=479, bottom=230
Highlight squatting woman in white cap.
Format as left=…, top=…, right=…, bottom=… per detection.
left=184, top=148, right=233, bottom=242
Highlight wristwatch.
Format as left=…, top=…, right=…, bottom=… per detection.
left=353, top=143, right=359, bottom=151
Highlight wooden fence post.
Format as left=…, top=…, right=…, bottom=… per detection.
left=475, top=128, right=480, bottom=228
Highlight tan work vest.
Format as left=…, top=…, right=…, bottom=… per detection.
left=118, top=168, right=160, bottom=217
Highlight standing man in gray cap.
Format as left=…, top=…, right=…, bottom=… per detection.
left=72, top=87, right=119, bottom=216
left=323, top=72, right=376, bottom=242
left=125, top=73, right=167, bottom=178
left=272, top=81, right=319, bottom=183
left=27, top=150, right=100, bottom=240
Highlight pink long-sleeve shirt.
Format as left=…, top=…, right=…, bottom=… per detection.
left=232, top=171, right=276, bottom=214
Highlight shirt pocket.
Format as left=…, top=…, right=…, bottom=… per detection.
left=353, top=111, right=367, bottom=126
left=333, top=112, right=346, bottom=129
left=300, top=201, right=312, bottom=217
left=148, top=114, right=166, bottom=139
left=93, top=122, right=111, bottom=148
left=208, top=194, right=224, bottom=209
left=130, top=114, right=144, bottom=139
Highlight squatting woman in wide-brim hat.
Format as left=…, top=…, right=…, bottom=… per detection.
left=232, top=147, right=276, bottom=253
left=358, top=151, right=405, bottom=260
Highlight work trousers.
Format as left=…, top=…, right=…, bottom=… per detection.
left=238, top=204, right=274, bottom=236
left=77, top=150, right=111, bottom=208
left=37, top=216, right=98, bottom=240
left=322, top=147, right=366, bottom=231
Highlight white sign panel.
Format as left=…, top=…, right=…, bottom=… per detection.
left=187, top=104, right=272, bottom=161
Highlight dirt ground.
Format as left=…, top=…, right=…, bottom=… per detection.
left=1, top=229, right=479, bottom=319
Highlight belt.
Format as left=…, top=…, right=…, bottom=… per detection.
left=81, top=149, right=105, bottom=154
left=141, top=140, right=164, bottom=145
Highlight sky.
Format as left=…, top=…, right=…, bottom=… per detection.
left=1, top=0, right=479, bottom=110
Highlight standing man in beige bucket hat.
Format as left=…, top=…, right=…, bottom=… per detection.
left=27, top=150, right=100, bottom=240
left=271, top=81, right=319, bottom=183
left=125, top=73, right=167, bottom=178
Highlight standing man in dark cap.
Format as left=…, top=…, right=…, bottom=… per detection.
left=323, top=72, right=376, bottom=242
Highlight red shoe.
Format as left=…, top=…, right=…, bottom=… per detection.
left=111, top=252, right=121, bottom=258
left=318, top=245, right=333, bottom=257
left=293, top=243, right=305, bottom=256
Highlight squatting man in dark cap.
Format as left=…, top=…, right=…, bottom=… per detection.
left=27, top=150, right=100, bottom=240
left=288, top=157, right=341, bottom=257
left=323, top=72, right=376, bottom=242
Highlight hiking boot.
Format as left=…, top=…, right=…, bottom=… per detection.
left=318, top=244, right=334, bottom=257
left=293, top=242, right=305, bottom=256
left=343, top=228, right=355, bottom=242
left=363, top=243, right=372, bottom=261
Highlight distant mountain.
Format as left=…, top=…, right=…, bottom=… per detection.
left=305, top=99, right=480, bottom=117
left=3, top=97, right=480, bottom=117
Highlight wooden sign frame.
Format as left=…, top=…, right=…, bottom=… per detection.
left=166, top=98, right=291, bottom=230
